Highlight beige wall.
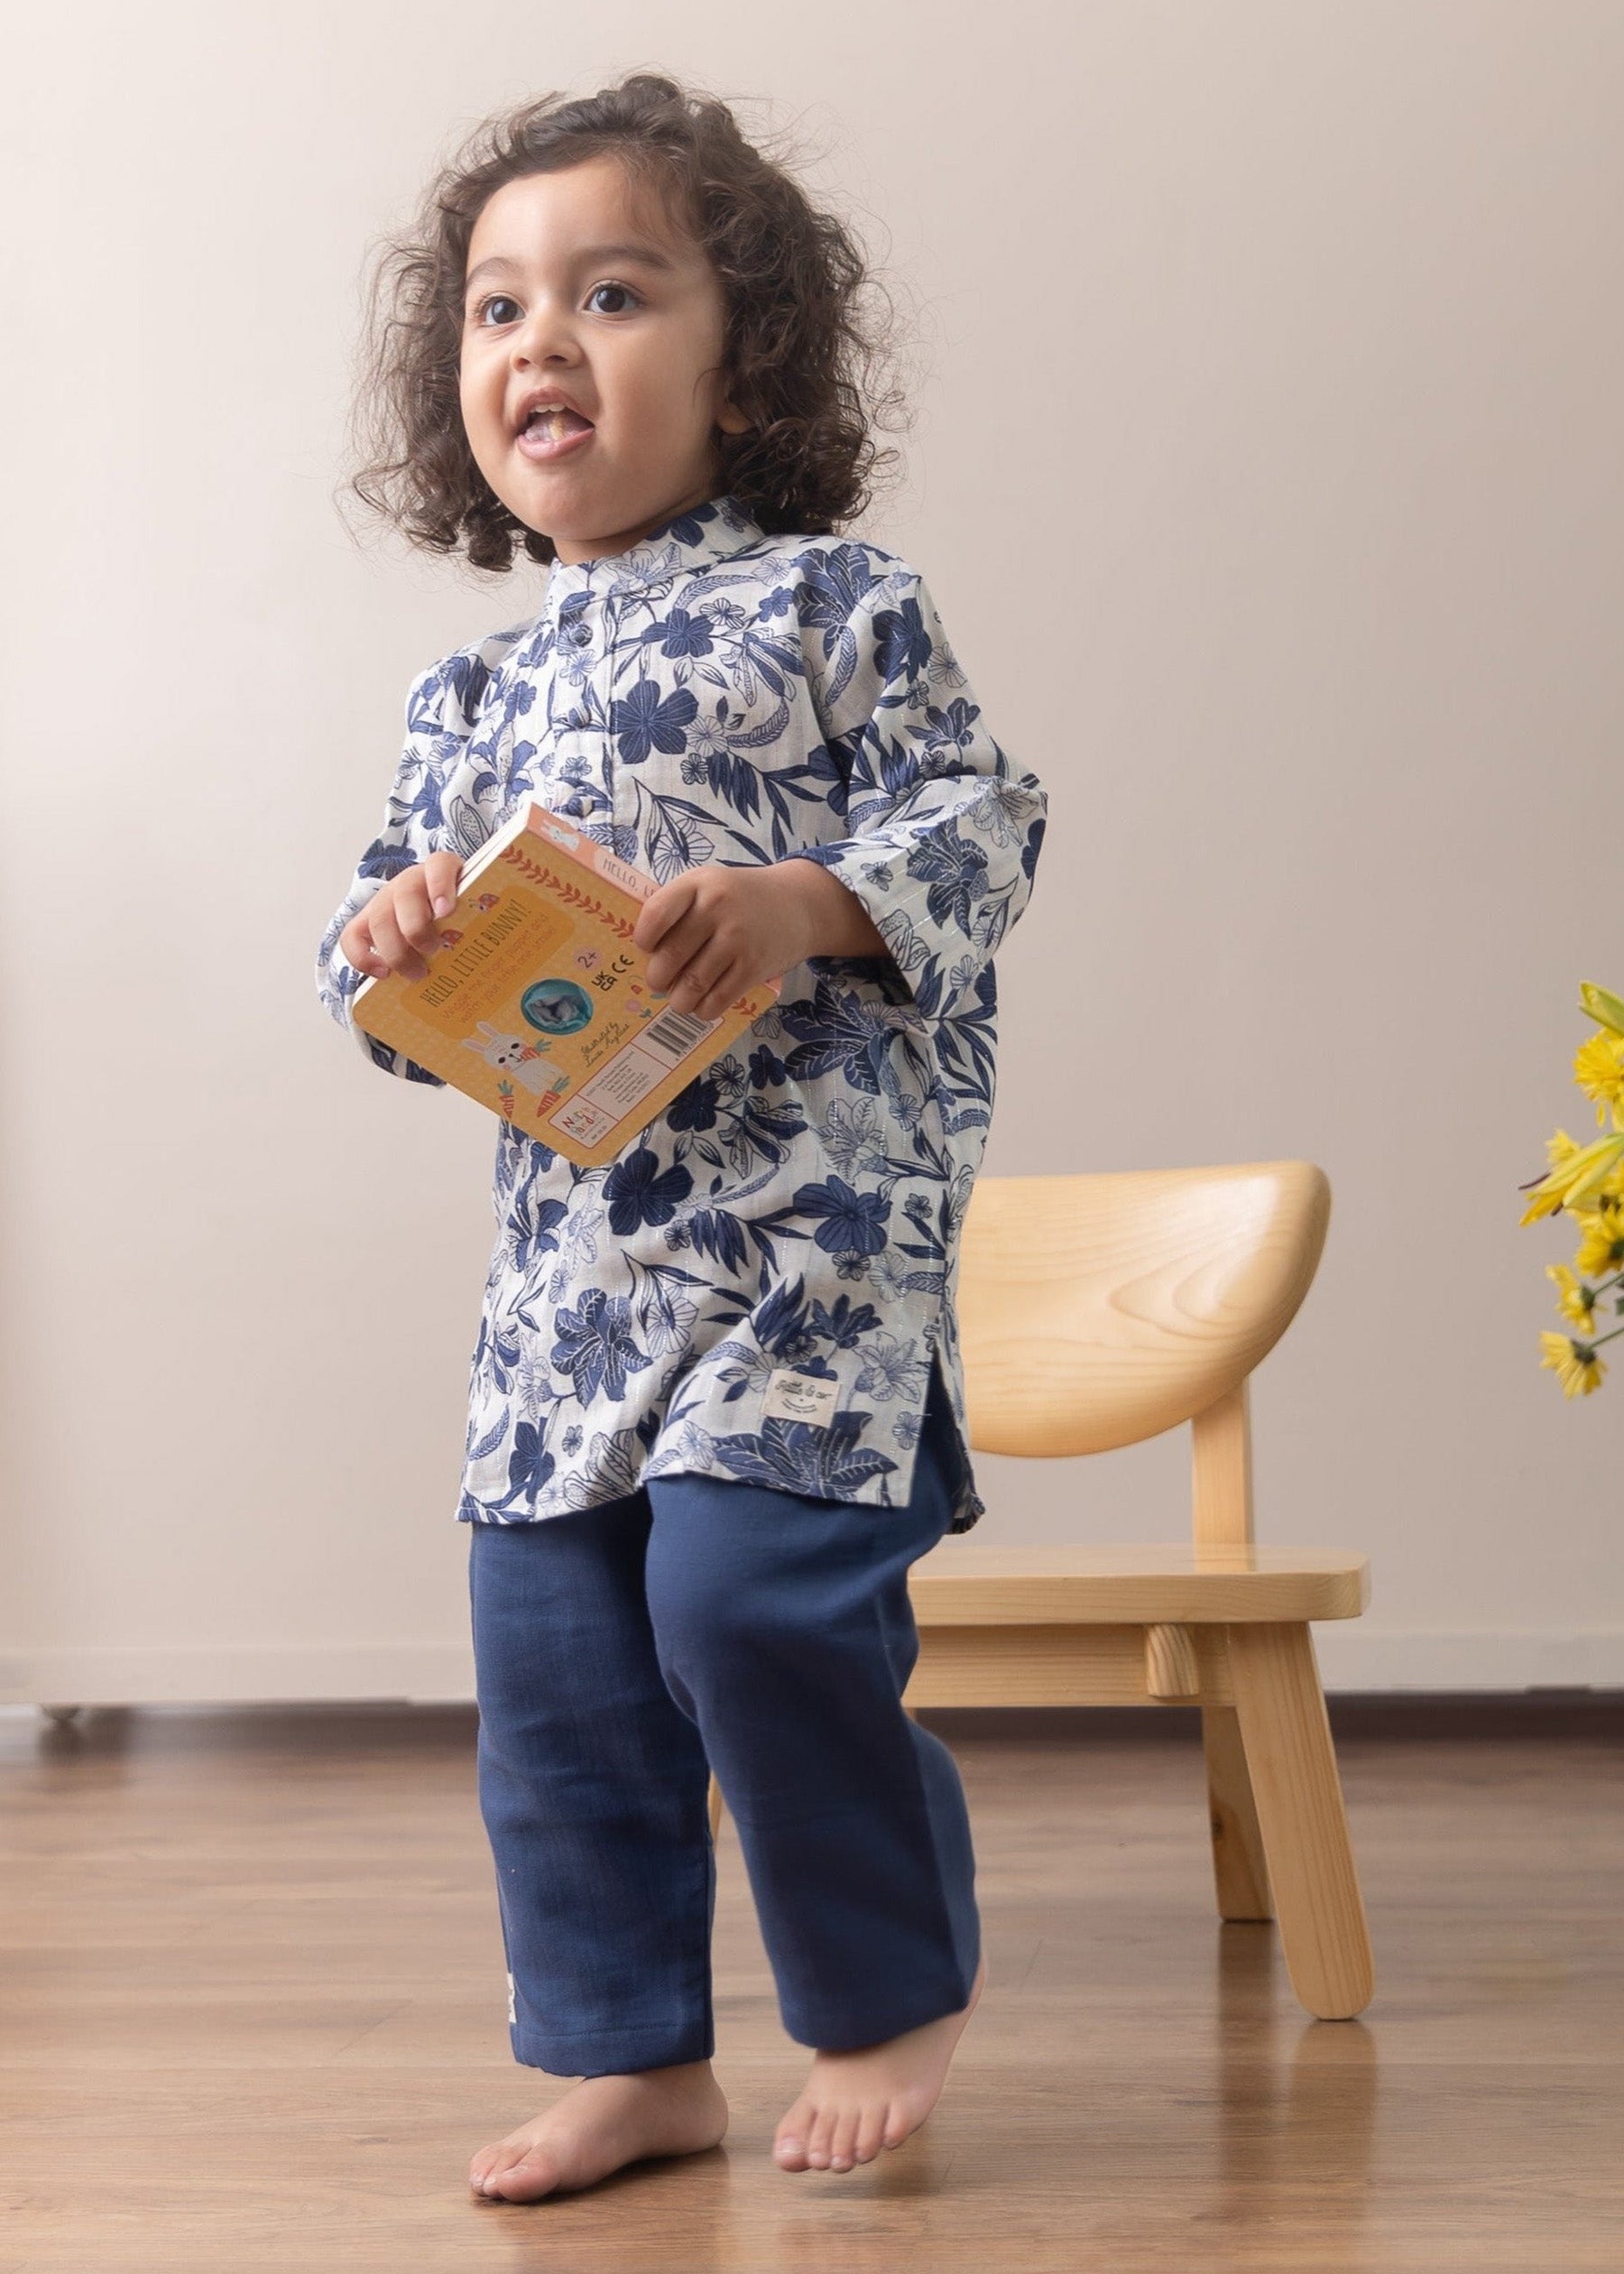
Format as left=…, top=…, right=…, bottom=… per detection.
left=3, top=2, right=1620, bottom=1705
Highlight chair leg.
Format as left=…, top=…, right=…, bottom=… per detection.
left=707, top=1770, right=724, bottom=1843
left=1226, top=1622, right=1374, bottom=2020
left=1202, top=1703, right=1272, bottom=1921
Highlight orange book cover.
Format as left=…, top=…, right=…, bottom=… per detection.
left=351, top=803, right=781, bottom=1168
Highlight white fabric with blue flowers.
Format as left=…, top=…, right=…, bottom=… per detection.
left=317, top=493, right=1047, bottom=1531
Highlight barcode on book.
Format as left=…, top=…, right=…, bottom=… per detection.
left=639, top=1006, right=720, bottom=1062
left=546, top=1003, right=723, bottom=1146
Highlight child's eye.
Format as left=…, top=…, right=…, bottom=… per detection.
left=468, top=282, right=641, bottom=327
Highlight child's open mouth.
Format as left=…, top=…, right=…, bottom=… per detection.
left=517, top=406, right=595, bottom=462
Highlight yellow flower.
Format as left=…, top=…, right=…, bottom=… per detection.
left=1518, top=1132, right=1624, bottom=1225
left=1519, top=1130, right=1581, bottom=1222
left=1574, top=1031, right=1624, bottom=1128
left=1573, top=1208, right=1624, bottom=1279
left=1564, top=1135, right=1624, bottom=1203
left=1546, top=1262, right=1596, bottom=1332
left=1579, top=981, right=1624, bottom=1037
left=1539, top=1330, right=1606, bottom=1397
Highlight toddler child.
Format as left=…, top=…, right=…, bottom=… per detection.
left=317, top=70, right=1047, bottom=2204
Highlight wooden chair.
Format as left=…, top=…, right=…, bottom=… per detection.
left=704, top=1160, right=1373, bottom=2021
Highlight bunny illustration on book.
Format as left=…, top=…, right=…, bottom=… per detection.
left=461, top=1022, right=567, bottom=1097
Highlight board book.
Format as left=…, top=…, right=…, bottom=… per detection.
left=350, top=802, right=780, bottom=1168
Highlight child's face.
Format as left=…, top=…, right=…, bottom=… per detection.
left=458, top=157, right=751, bottom=566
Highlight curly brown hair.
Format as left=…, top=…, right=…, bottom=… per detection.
left=337, top=70, right=919, bottom=577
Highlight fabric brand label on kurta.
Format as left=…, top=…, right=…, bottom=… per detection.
left=317, top=493, right=1048, bottom=1531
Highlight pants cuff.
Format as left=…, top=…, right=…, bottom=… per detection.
left=778, top=1946, right=980, bottom=2054
left=511, top=2013, right=715, bottom=2077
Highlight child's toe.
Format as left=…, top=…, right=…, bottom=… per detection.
left=854, top=2103, right=888, bottom=2164
left=482, top=2146, right=559, bottom=2201
left=805, top=2105, right=837, bottom=2168
left=773, top=2099, right=813, bottom=2169
left=826, top=2110, right=861, bottom=2170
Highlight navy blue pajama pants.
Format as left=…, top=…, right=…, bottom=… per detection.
left=466, top=1350, right=982, bottom=2078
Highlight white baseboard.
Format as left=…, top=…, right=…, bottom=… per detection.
left=2, top=1630, right=1620, bottom=1709
left=0, top=1643, right=479, bottom=1708
left=1309, top=1627, right=1624, bottom=1693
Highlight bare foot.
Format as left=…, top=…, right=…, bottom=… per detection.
left=469, top=2059, right=728, bottom=2203
left=773, top=1952, right=985, bottom=2173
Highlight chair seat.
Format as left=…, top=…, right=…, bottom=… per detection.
left=907, top=1544, right=1370, bottom=1625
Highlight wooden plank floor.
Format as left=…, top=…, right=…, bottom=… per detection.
left=2, top=1696, right=1620, bottom=2272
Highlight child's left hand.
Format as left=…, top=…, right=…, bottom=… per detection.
left=632, top=859, right=884, bottom=1021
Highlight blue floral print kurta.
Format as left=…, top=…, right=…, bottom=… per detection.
left=316, top=492, right=1047, bottom=1531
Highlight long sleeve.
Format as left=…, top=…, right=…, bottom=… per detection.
left=793, top=562, right=1047, bottom=1027
left=314, top=650, right=483, bottom=1084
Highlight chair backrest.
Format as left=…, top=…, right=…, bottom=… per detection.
left=955, top=1162, right=1331, bottom=1459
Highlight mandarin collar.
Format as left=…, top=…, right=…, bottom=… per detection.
left=540, top=491, right=767, bottom=617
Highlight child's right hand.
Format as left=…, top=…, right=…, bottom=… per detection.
left=340, top=852, right=464, bottom=983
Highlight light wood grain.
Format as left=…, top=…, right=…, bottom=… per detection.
left=907, top=1545, right=1370, bottom=1625
left=1193, top=1378, right=1253, bottom=1547
left=1145, top=1622, right=1201, bottom=1699
left=1228, top=1623, right=1376, bottom=2018
left=905, top=1621, right=1238, bottom=1707
left=1203, top=1700, right=1274, bottom=1920
left=956, top=1162, right=1330, bottom=1456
